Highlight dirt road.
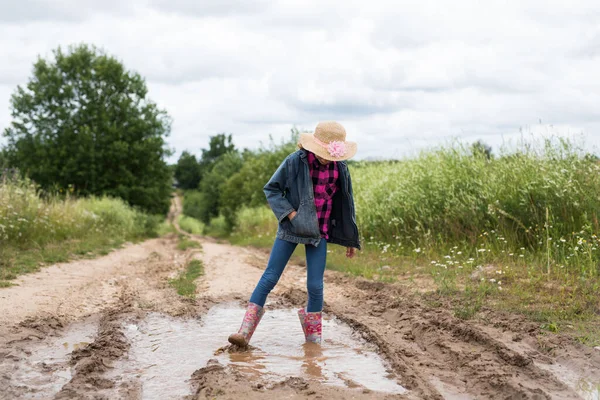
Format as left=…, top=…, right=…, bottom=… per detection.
left=1, top=199, right=599, bottom=399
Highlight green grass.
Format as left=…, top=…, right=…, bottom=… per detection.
left=0, top=175, right=165, bottom=284
left=0, top=233, right=136, bottom=282
left=202, top=215, right=231, bottom=239
left=169, top=259, right=204, bottom=298
left=352, top=138, right=600, bottom=279
left=177, top=234, right=202, bottom=251
left=178, top=215, right=204, bottom=235
left=157, top=221, right=176, bottom=236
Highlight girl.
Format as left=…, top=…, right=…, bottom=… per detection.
left=228, top=121, right=360, bottom=347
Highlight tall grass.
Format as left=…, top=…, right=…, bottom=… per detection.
left=0, top=173, right=163, bottom=283
left=353, top=139, right=600, bottom=278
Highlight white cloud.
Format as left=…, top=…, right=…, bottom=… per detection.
left=148, top=0, right=271, bottom=16
left=0, top=0, right=134, bottom=22
left=0, top=0, right=599, bottom=161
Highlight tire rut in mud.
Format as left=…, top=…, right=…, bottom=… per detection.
left=282, top=274, right=587, bottom=400
left=54, top=295, right=135, bottom=399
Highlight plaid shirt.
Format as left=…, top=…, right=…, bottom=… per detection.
left=307, top=151, right=339, bottom=239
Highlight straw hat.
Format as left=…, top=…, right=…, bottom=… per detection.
left=299, top=121, right=357, bottom=162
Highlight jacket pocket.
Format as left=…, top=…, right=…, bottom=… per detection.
left=287, top=203, right=319, bottom=238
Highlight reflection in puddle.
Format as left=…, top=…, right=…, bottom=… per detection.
left=116, top=304, right=407, bottom=399
left=6, top=318, right=98, bottom=399
left=536, top=362, right=600, bottom=400
left=579, top=380, right=600, bottom=400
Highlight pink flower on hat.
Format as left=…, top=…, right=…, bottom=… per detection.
left=327, top=141, right=347, bottom=158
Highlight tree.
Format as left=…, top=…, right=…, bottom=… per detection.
left=3, top=44, right=172, bottom=214
left=471, top=140, right=493, bottom=160
left=174, top=151, right=201, bottom=189
left=220, top=130, right=299, bottom=229
left=198, top=134, right=236, bottom=180
left=0, top=147, right=7, bottom=169
left=197, top=151, right=243, bottom=224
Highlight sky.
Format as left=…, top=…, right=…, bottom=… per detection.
left=1, top=0, right=599, bottom=162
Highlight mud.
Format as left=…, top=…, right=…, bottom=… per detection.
left=109, top=306, right=405, bottom=399
left=0, top=196, right=599, bottom=399
left=0, top=317, right=98, bottom=399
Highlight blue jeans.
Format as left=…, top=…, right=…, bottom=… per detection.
left=250, top=238, right=327, bottom=312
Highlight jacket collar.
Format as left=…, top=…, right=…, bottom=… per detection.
left=299, top=149, right=308, bottom=164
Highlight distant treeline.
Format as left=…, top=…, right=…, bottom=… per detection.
left=176, top=131, right=299, bottom=230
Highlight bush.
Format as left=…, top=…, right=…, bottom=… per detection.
left=178, top=215, right=204, bottom=235
left=198, top=152, right=244, bottom=225
left=0, top=174, right=161, bottom=248
left=220, top=136, right=297, bottom=229
left=182, top=190, right=203, bottom=220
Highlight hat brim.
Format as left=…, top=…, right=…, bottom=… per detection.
left=299, top=133, right=357, bottom=162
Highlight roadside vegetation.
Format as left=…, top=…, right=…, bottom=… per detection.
left=0, top=44, right=174, bottom=285
left=179, top=135, right=600, bottom=346
left=169, top=259, right=204, bottom=298
left=177, top=214, right=204, bottom=235
left=0, top=174, right=163, bottom=287
left=177, top=233, right=202, bottom=251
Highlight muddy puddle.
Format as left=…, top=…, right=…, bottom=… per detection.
left=113, top=303, right=407, bottom=399
left=536, top=362, right=600, bottom=400
left=2, top=317, right=98, bottom=399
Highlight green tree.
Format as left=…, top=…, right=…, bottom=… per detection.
left=220, top=131, right=299, bottom=228
left=195, top=151, right=243, bottom=224
left=198, top=134, right=236, bottom=180
left=0, top=147, right=8, bottom=170
left=174, top=151, right=201, bottom=189
left=3, top=44, right=172, bottom=214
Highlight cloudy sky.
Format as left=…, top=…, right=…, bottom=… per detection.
left=1, top=0, right=599, bottom=161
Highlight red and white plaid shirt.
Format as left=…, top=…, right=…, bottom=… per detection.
left=307, top=151, right=339, bottom=239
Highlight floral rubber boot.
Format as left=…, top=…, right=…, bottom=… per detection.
left=304, top=311, right=322, bottom=344
left=228, top=302, right=265, bottom=347
left=298, top=308, right=308, bottom=338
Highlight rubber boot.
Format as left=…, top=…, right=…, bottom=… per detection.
left=304, top=311, right=322, bottom=344
left=228, top=302, right=264, bottom=347
left=298, top=308, right=308, bottom=338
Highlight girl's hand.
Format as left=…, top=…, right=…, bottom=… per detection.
left=346, top=247, right=356, bottom=258
left=288, top=210, right=298, bottom=221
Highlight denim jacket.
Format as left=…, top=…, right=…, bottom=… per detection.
left=263, top=149, right=361, bottom=249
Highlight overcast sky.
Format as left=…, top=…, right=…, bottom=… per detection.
left=1, top=0, right=599, bottom=161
